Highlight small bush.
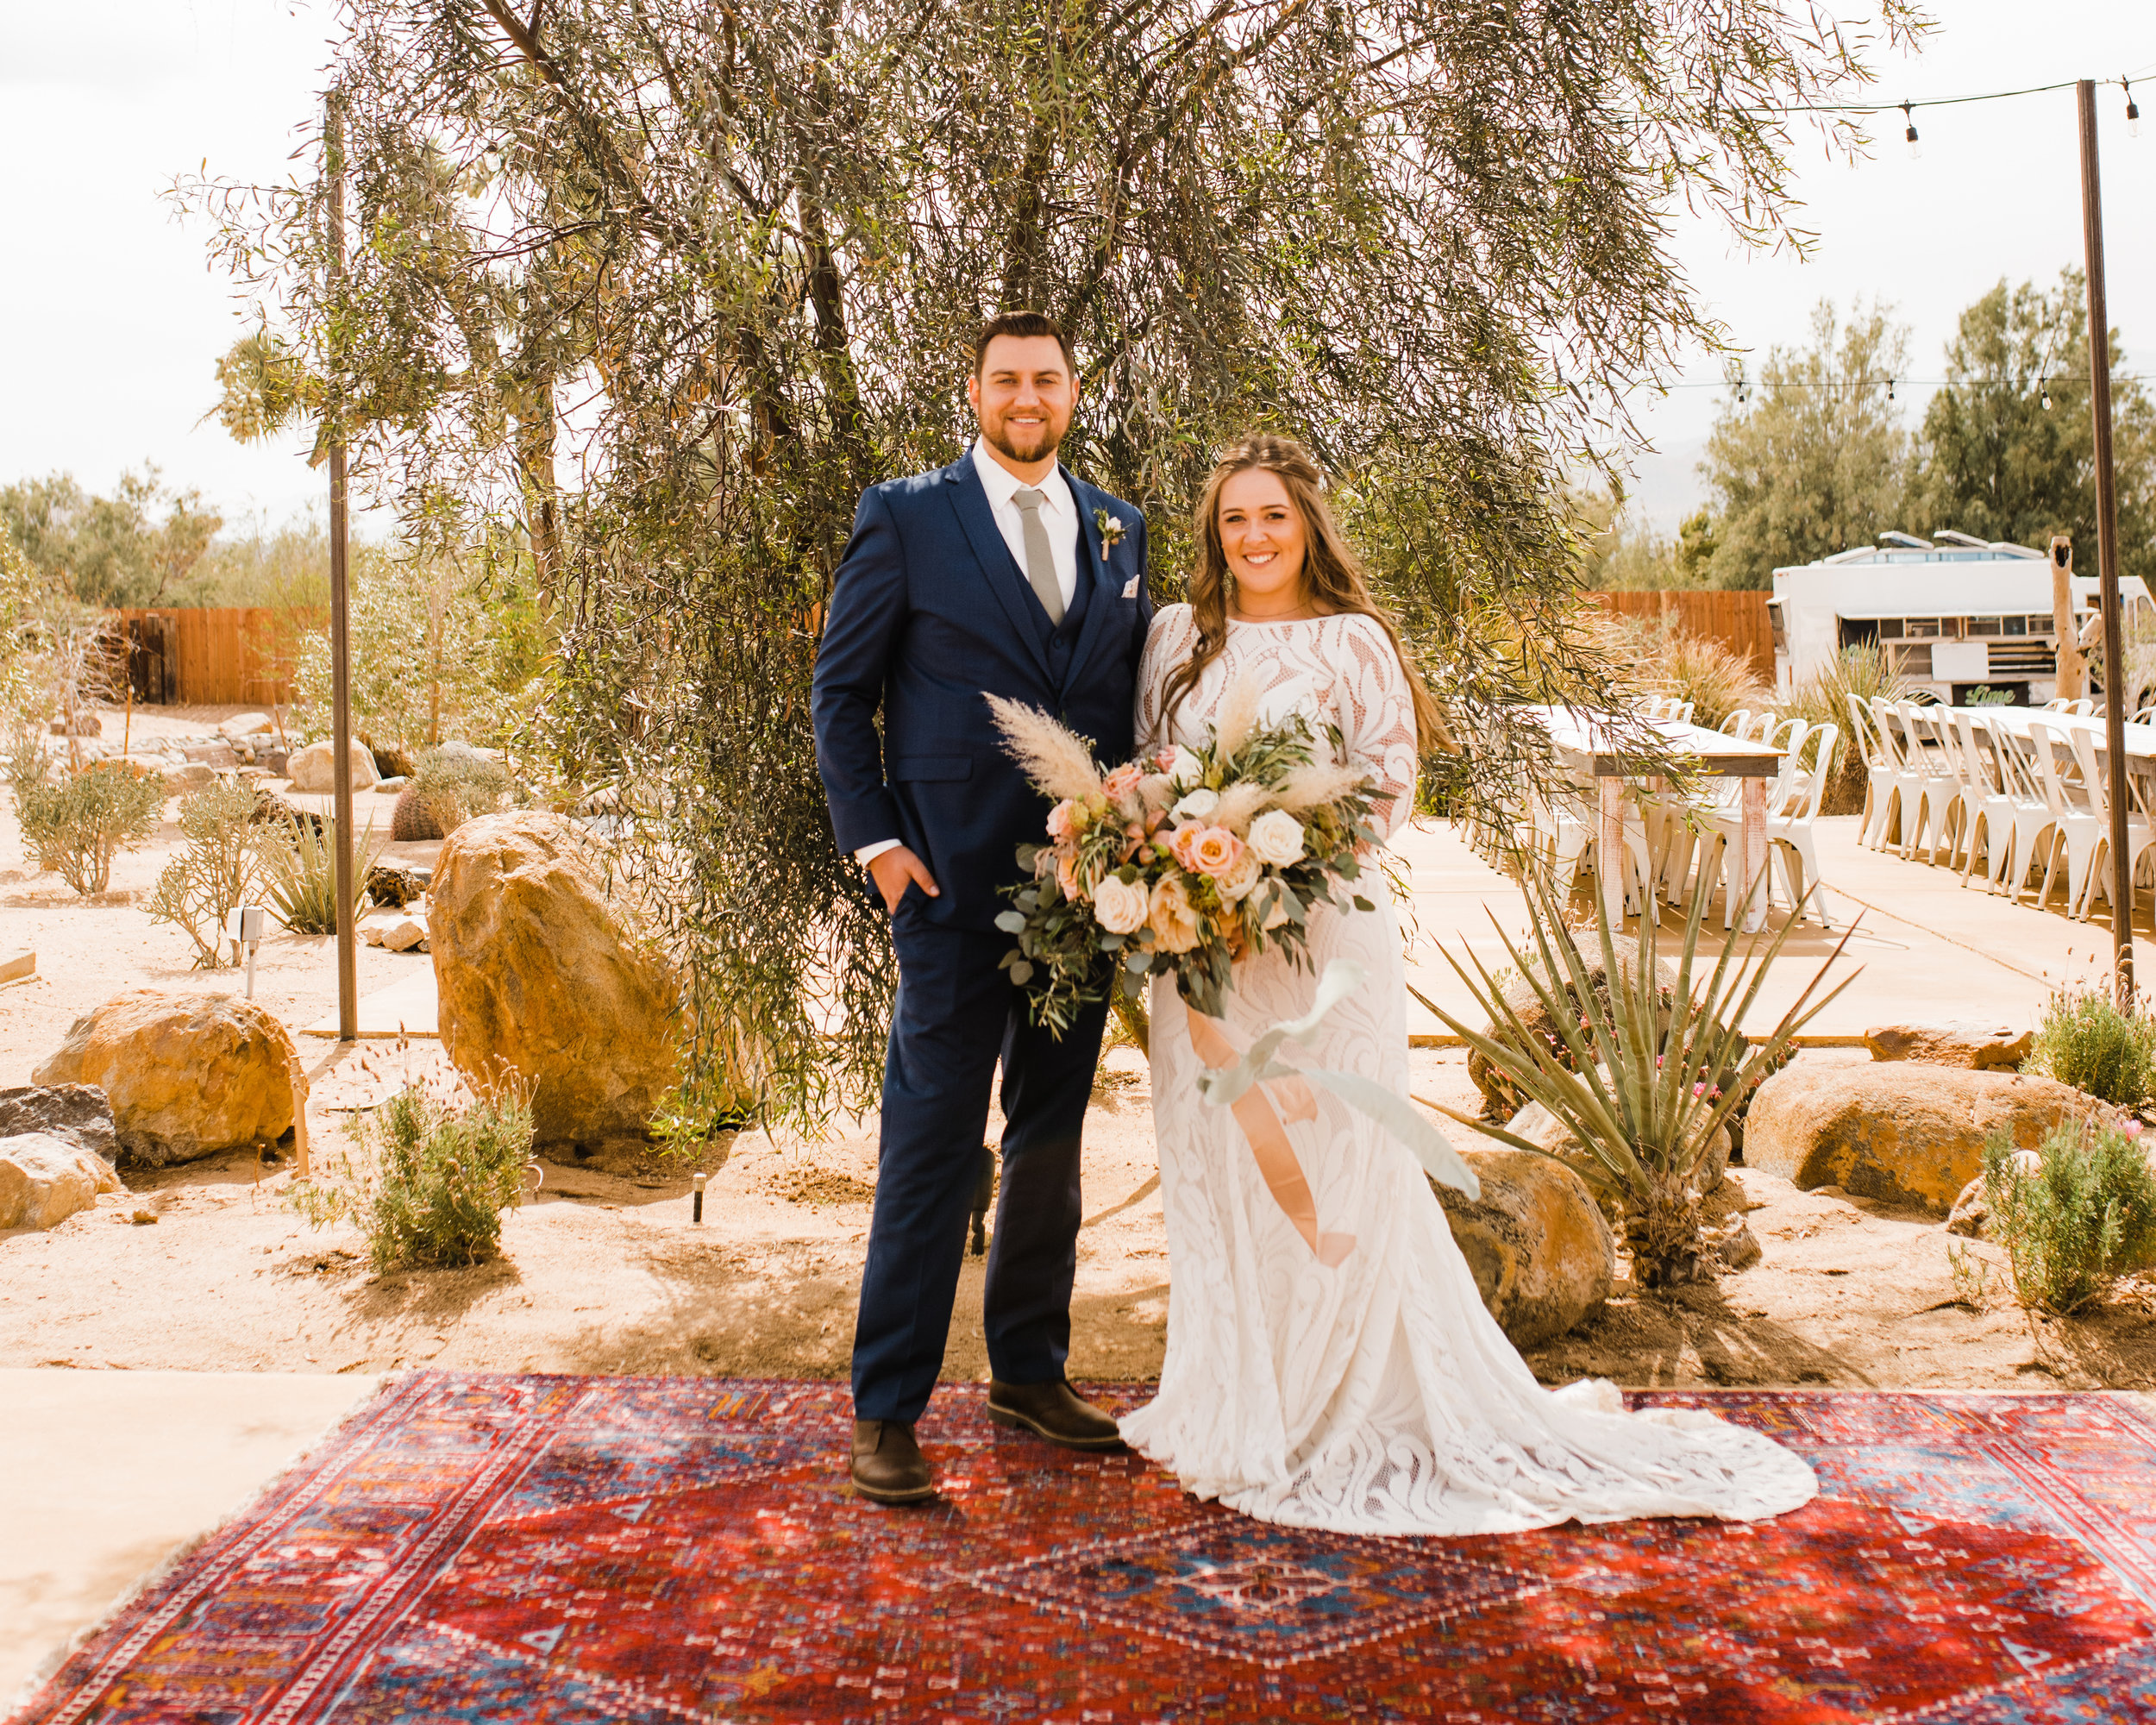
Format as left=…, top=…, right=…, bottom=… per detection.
left=146, top=776, right=263, bottom=967
left=411, top=747, right=516, bottom=835
left=260, top=809, right=387, bottom=933
left=2024, top=985, right=2156, bottom=1109
left=1775, top=642, right=1911, bottom=815
left=16, top=760, right=165, bottom=894
left=1983, top=1121, right=2156, bottom=1314
left=289, top=1077, right=536, bottom=1272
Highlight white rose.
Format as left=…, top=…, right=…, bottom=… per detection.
left=1090, top=874, right=1150, bottom=935
left=1247, top=808, right=1307, bottom=868
left=1215, top=848, right=1262, bottom=902
left=1165, top=745, right=1203, bottom=787
left=1171, top=787, right=1220, bottom=822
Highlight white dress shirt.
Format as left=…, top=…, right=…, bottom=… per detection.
left=856, top=441, right=1084, bottom=869
left=970, top=437, right=1080, bottom=615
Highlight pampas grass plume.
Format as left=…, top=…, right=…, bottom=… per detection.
left=984, top=694, right=1106, bottom=802
left=1213, top=780, right=1273, bottom=835
left=1213, top=668, right=1264, bottom=759
left=1275, top=761, right=1366, bottom=812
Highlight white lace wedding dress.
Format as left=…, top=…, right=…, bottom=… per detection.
left=1118, top=603, right=1818, bottom=1534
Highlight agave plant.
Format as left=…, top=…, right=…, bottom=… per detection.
left=260, top=809, right=387, bottom=934
left=1412, top=869, right=1857, bottom=1286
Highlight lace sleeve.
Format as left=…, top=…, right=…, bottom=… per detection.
left=1332, top=615, right=1420, bottom=841
left=1135, top=604, right=1197, bottom=754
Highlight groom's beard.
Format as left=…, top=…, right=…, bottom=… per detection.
left=982, top=418, right=1064, bottom=467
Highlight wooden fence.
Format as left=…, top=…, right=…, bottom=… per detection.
left=107, top=608, right=314, bottom=707
left=1588, top=590, right=1776, bottom=685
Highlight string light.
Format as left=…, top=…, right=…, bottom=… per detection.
left=2041, top=378, right=2054, bottom=411
left=1902, top=100, right=1920, bottom=158
left=2129, top=79, right=2143, bottom=138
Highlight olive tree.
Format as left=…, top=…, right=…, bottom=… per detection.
left=179, top=0, right=1924, bottom=1126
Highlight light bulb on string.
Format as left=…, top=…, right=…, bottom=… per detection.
left=2128, top=79, right=2141, bottom=138
left=1902, top=101, right=1920, bottom=159
left=2041, top=377, right=2053, bottom=411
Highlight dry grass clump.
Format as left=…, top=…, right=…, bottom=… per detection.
left=1592, top=613, right=1767, bottom=732
left=1774, top=642, right=1909, bottom=815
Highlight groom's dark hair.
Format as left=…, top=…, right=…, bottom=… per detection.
left=972, top=310, right=1075, bottom=377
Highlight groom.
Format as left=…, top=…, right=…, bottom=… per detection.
left=812, top=310, right=1152, bottom=1504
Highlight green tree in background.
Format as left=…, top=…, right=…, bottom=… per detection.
left=0, top=468, right=223, bottom=608
left=1696, top=299, right=1912, bottom=590
left=1910, top=270, right=2156, bottom=585
left=178, top=0, right=1922, bottom=1127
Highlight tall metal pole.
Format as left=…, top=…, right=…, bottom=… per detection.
left=327, top=93, right=359, bottom=1042
left=2078, top=79, right=2133, bottom=1006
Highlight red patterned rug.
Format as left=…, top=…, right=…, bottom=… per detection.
left=16, top=1375, right=2156, bottom=1723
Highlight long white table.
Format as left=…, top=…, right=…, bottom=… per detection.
left=1526, top=707, right=1785, bottom=930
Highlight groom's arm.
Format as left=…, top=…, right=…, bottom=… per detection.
left=812, top=486, right=908, bottom=858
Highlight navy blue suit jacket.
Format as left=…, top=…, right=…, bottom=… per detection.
left=812, top=452, right=1152, bottom=932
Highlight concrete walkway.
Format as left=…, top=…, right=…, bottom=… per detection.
left=2, top=1371, right=379, bottom=1704
left=1398, top=814, right=2115, bottom=1042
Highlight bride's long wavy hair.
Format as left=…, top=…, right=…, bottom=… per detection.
left=1160, top=435, right=1447, bottom=753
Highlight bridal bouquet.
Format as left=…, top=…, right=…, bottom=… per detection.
left=987, top=677, right=1382, bottom=1033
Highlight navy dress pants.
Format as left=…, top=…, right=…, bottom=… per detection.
left=850, top=906, right=1112, bottom=1424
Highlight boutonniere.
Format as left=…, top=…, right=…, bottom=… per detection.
left=1094, top=508, right=1126, bottom=560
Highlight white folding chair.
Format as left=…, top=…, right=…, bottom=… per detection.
left=2024, top=718, right=2106, bottom=914
left=1845, top=692, right=1894, bottom=850
left=2065, top=724, right=2156, bottom=924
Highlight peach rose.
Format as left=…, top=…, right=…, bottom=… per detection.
left=1182, top=825, right=1245, bottom=879
left=1046, top=800, right=1078, bottom=842
left=1101, top=762, right=1145, bottom=806
left=1148, top=874, right=1203, bottom=953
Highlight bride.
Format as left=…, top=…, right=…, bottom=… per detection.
left=1117, top=434, right=1818, bottom=1534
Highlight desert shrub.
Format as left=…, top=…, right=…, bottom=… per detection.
left=411, top=747, right=516, bottom=835
left=290, top=1076, right=536, bottom=1271
left=1776, top=642, right=1910, bottom=815
left=2023, top=985, right=2156, bottom=1109
left=146, top=776, right=264, bottom=967
left=260, top=808, right=386, bottom=933
left=16, top=760, right=164, bottom=894
left=1593, top=613, right=1766, bottom=731
left=1983, top=1121, right=2156, bottom=1314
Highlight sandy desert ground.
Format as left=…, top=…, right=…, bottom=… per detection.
left=3, top=704, right=2154, bottom=1396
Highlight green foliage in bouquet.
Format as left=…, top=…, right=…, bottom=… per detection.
left=1414, top=870, right=1856, bottom=1286
left=991, top=682, right=1380, bottom=1034
left=1983, top=1120, right=2156, bottom=1314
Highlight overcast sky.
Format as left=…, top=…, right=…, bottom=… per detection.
left=1, top=0, right=2151, bottom=537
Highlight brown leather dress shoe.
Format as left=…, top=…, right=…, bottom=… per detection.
left=986, top=1379, right=1125, bottom=1450
left=850, top=1419, right=936, bottom=1504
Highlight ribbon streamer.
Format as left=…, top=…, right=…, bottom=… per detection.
left=1192, top=959, right=1482, bottom=1265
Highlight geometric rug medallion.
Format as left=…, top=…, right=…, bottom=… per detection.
left=14, top=1373, right=2156, bottom=1723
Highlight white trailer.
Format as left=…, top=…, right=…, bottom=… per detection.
left=1770, top=531, right=2152, bottom=706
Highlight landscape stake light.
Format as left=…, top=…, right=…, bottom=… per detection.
left=232, top=904, right=266, bottom=1000
left=693, top=1172, right=706, bottom=1224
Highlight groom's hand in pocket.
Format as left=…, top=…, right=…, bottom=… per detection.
left=868, top=845, right=939, bottom=914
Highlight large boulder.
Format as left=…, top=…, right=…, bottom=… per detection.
left=0, top=1132, right=124, bottom=1229
left=0, top=1083, right=118, bottom=1165
left=286, top=738, right=381, bottom=794
left=430, top=812, right=680, bottom=1147
left=1865, top=1021, right=2032, bottom=1071
left=31, top=990, right=304, bottom=1165
left=1744, top=1064, right=2103, bottom=1215
left=1433, top=1147, right=1614, bottom=1348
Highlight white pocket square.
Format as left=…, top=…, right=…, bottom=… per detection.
left=1120, top=575, right=1140, bottom=599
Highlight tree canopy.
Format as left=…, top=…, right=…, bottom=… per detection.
left=179, top=0, right=1924, bottom=1127
left=0, top=468, right=223, bottom=609
left=1693, top=299, right=1910, bottom=590
left=1909, top=270, right=2156, bottom=586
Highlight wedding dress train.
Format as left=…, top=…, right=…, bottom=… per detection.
left=1117, top=604, right=1818, bottom=1535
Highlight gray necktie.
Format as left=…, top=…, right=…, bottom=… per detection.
left=1010, top=486, right=1065, bottom=626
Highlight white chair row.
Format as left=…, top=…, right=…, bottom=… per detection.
left=1645, top=718, right=1840, bottom=927
left=1846, top=696, right=2156, bottom=922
